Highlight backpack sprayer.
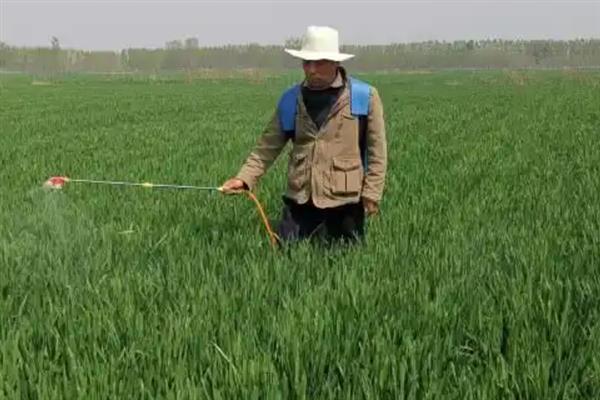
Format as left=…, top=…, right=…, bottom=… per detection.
left=43, top=176, right=280, bottom=248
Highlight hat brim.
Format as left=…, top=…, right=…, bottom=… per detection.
left=284, top=48, right=354, bottom=62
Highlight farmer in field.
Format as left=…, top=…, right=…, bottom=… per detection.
left=221, top=26, right=387, bottom=243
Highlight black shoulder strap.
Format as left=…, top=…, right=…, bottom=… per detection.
left=359, top=115, right=368, bottom=168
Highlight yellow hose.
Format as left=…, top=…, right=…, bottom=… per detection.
left=243, top=190, right=280, bottom=249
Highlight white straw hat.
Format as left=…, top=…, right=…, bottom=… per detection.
left=284, top=26, right=354, bottom=62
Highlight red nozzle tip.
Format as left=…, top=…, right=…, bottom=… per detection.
left=44, top=176, right=69, bottom=189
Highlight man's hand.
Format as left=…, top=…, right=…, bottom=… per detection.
left=220, top=178, right=247, bottom=194
left=362, top=197, right=379, bottom=217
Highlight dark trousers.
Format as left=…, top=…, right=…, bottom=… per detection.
left=276, top=197, right=365, bottom=244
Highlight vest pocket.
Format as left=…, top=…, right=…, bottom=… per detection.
left=331, top=157, right=362, bottom=195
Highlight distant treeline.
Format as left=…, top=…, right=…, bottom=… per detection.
left=1, top=38, right=599, bottom=74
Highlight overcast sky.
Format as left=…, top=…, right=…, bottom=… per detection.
left=1, top=0, right=598, bottom=50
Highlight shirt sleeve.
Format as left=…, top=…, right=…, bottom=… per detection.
left=235, top=111, right=289, bottom=190
left=361, top=87, right=388, bottom=203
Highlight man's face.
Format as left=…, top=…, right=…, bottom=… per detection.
left=303, top=59, right=339, bottom=89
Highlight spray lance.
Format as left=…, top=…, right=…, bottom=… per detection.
left=43, top=176, right=280, bottom=248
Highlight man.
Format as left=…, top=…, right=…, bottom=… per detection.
left=221, top=26, right=387, bottom=243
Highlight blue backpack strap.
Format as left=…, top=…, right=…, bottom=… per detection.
left=349, top=77, right=372, bottom=169
left=349, top=77, right=371, bottom=116
left=277, top=84, right=301, bottom=138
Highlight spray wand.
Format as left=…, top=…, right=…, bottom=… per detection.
left=43, top=176, right=280, bottom=248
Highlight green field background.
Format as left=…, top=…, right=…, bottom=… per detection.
left=1, top=70, right=599, bottom=398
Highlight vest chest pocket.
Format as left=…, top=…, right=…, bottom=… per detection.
left=331, top=157, right=362, bottom=195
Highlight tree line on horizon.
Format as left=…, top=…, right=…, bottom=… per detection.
left=0, top=37, right=599, bottom=74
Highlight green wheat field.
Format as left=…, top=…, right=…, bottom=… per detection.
left=1, top=69, right=600, bottom=399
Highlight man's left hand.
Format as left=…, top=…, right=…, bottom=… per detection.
left=362, top=197, right=379, bottom=217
